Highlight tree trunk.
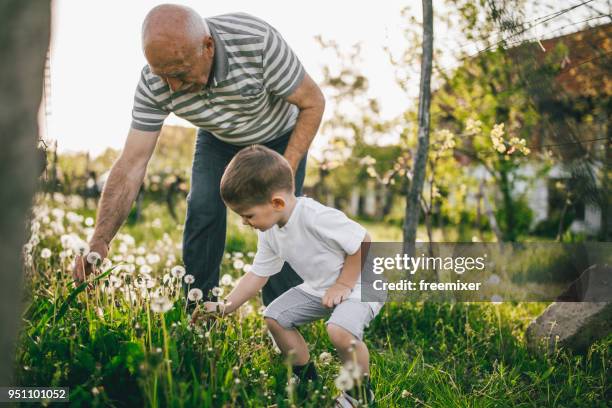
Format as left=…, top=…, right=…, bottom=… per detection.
left=499, top=167, right=516, bottom=241
left=0, top=0, right=51, bottom=386
left=404, top=0, right=433, bottom=244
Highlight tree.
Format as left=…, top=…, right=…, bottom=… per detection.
left=404, top=0, right=434, bottom=244
left=0, top=0, right=51, bottom=386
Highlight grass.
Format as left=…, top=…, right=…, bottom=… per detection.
left=14, top=194, right=611, bottom=407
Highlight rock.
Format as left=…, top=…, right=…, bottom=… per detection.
left=526, top=301, right=612, bottom=353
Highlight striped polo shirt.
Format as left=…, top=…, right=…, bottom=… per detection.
left=131, top=12, right=305, bottom=145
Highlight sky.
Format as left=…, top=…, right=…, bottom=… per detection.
left=43, top=1, right=603, bottom=156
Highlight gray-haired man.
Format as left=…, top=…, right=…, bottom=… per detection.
left=73, top=4, right=325, bottom=305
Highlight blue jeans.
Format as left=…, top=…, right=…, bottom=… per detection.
left=183, top=128, right=307, bottom=305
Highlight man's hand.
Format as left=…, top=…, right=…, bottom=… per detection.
left=72, top=240, right=109, bottom=283
left=322, top=283, right=352, bottom=308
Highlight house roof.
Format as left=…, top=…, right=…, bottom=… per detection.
left=528, top=22, right=611, bottom=98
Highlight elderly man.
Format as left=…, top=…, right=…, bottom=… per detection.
left=73, top=4, right=325, bottom=305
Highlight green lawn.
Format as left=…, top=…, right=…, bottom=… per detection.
left=15, top=196, right=610, bottom=407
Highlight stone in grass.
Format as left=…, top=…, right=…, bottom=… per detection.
left=526, top=264, right=612, bottom=353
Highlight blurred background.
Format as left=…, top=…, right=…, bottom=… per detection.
left=39, top=0, right=611, bottom=243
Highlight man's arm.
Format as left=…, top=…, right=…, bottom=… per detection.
left=322, top=232, right=371, bottom=308
left=73, top=127, right=160, bottom=281
left=283, top=72, right=325, bottom=172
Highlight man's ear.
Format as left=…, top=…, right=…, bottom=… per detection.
left=271, top=196, right=286, bottom=210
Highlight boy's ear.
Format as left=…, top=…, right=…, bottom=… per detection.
left=271, top=195, right=285, bottom=210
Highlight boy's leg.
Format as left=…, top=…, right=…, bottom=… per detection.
left=183, top=129, right=236, bottom=299
left=263, top=288, right=329, bottom=377
left=327, top=323, right=370, bottom=375
left=265, top=317, right=310, bottom=365
left=327, top=300, right=379, bottom=402
left=260, top=130, right=308, bottom=305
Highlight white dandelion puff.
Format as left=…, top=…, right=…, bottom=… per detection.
left=73, top=240, right=90, bottom=256
left=86, top=251, right=102, bottom=266
left=40, top=248, right=52, bottom=259
left=184, top=274, right=195, bottom=284
left=139, top=265, right=152, bottom=275
left=319, top=352, right=333, bottom=365
left=211, top=287, right=223, bottom=297
left=220, top=274, right=233, bottom=286
left=171, top=265, right=186, bottom=279
left=150, top=296, right=173, bottom=313
left=233, top=259, right=245, bottom=270
left=334, top=369, right=354, bottom=391
left=188, top=288, right=203, bottom=302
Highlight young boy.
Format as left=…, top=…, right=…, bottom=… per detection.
left=196, top=145, right=381, bottom=405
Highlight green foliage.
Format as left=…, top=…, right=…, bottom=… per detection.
left=15, top=195, right=611, bottom=407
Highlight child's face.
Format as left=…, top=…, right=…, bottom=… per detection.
left=227, top=196, right=286, bottom=231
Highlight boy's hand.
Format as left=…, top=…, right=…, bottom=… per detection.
left=322, top=283, right=351, bottom=308
left=190, top=301, right=229, bottom=325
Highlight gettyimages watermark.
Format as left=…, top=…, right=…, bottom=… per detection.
left=360, top=242, right=612, bottom=303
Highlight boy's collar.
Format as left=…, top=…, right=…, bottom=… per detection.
left=277, top=196, right=301, bottom=230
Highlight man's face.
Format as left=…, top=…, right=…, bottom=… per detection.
left=228, top=201, right=284, bottom=232
left=145, top=36, right=214, bottom=93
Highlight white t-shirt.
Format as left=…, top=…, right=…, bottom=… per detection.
left=251, top=197, right=382, bottom=312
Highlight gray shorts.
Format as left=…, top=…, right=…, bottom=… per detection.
left=263, top=287, right=378, bottom=341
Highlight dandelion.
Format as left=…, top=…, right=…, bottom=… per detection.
left=135, top=256, right=146, bottom=266
left=334, top=369, right=354, bottom=391
left=184, top=274, right=195, bottom=284
left=40, top=248, right=52, bottom=259
left=319, top=351, right=333, bottom=365
left=140, top=265, right=152, bottom=275
left=150, top=296, right=173, bottom=313
left=233, top=259, right=245, bottom=270
left=162, top=274, right=173, bottom=286
left=343, top=361, right=362, bottom=380
left=211, top=286, right=223, bottom=297
left=146, top=253, right=161, bottom=265
left=86, top=251, right=102, bottom=266
left=73, top=240, right=90, bottom=256
left=401, top=389, right=411, bottom=398
left=85, top=217, right=94, bottom=227
left=188, top=288, right=203, bottom=302
left=171, top=265, right=186, bottom=279
left=220, top=274, right=233, bottom=286
left=243, top=264, right=252, bottom=273
left=491, top=294, right=503, bottom=304
left=101, top=258, right=112, bottom=271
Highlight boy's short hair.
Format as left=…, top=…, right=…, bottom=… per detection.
left=220, top=145, right=294, bottom=208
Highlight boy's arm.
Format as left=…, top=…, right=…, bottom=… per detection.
left=204, top=272, right=269, bottom=315
left=223, top=272, right=269, bottom=313
left=322, top=232, right=371, bottom=308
